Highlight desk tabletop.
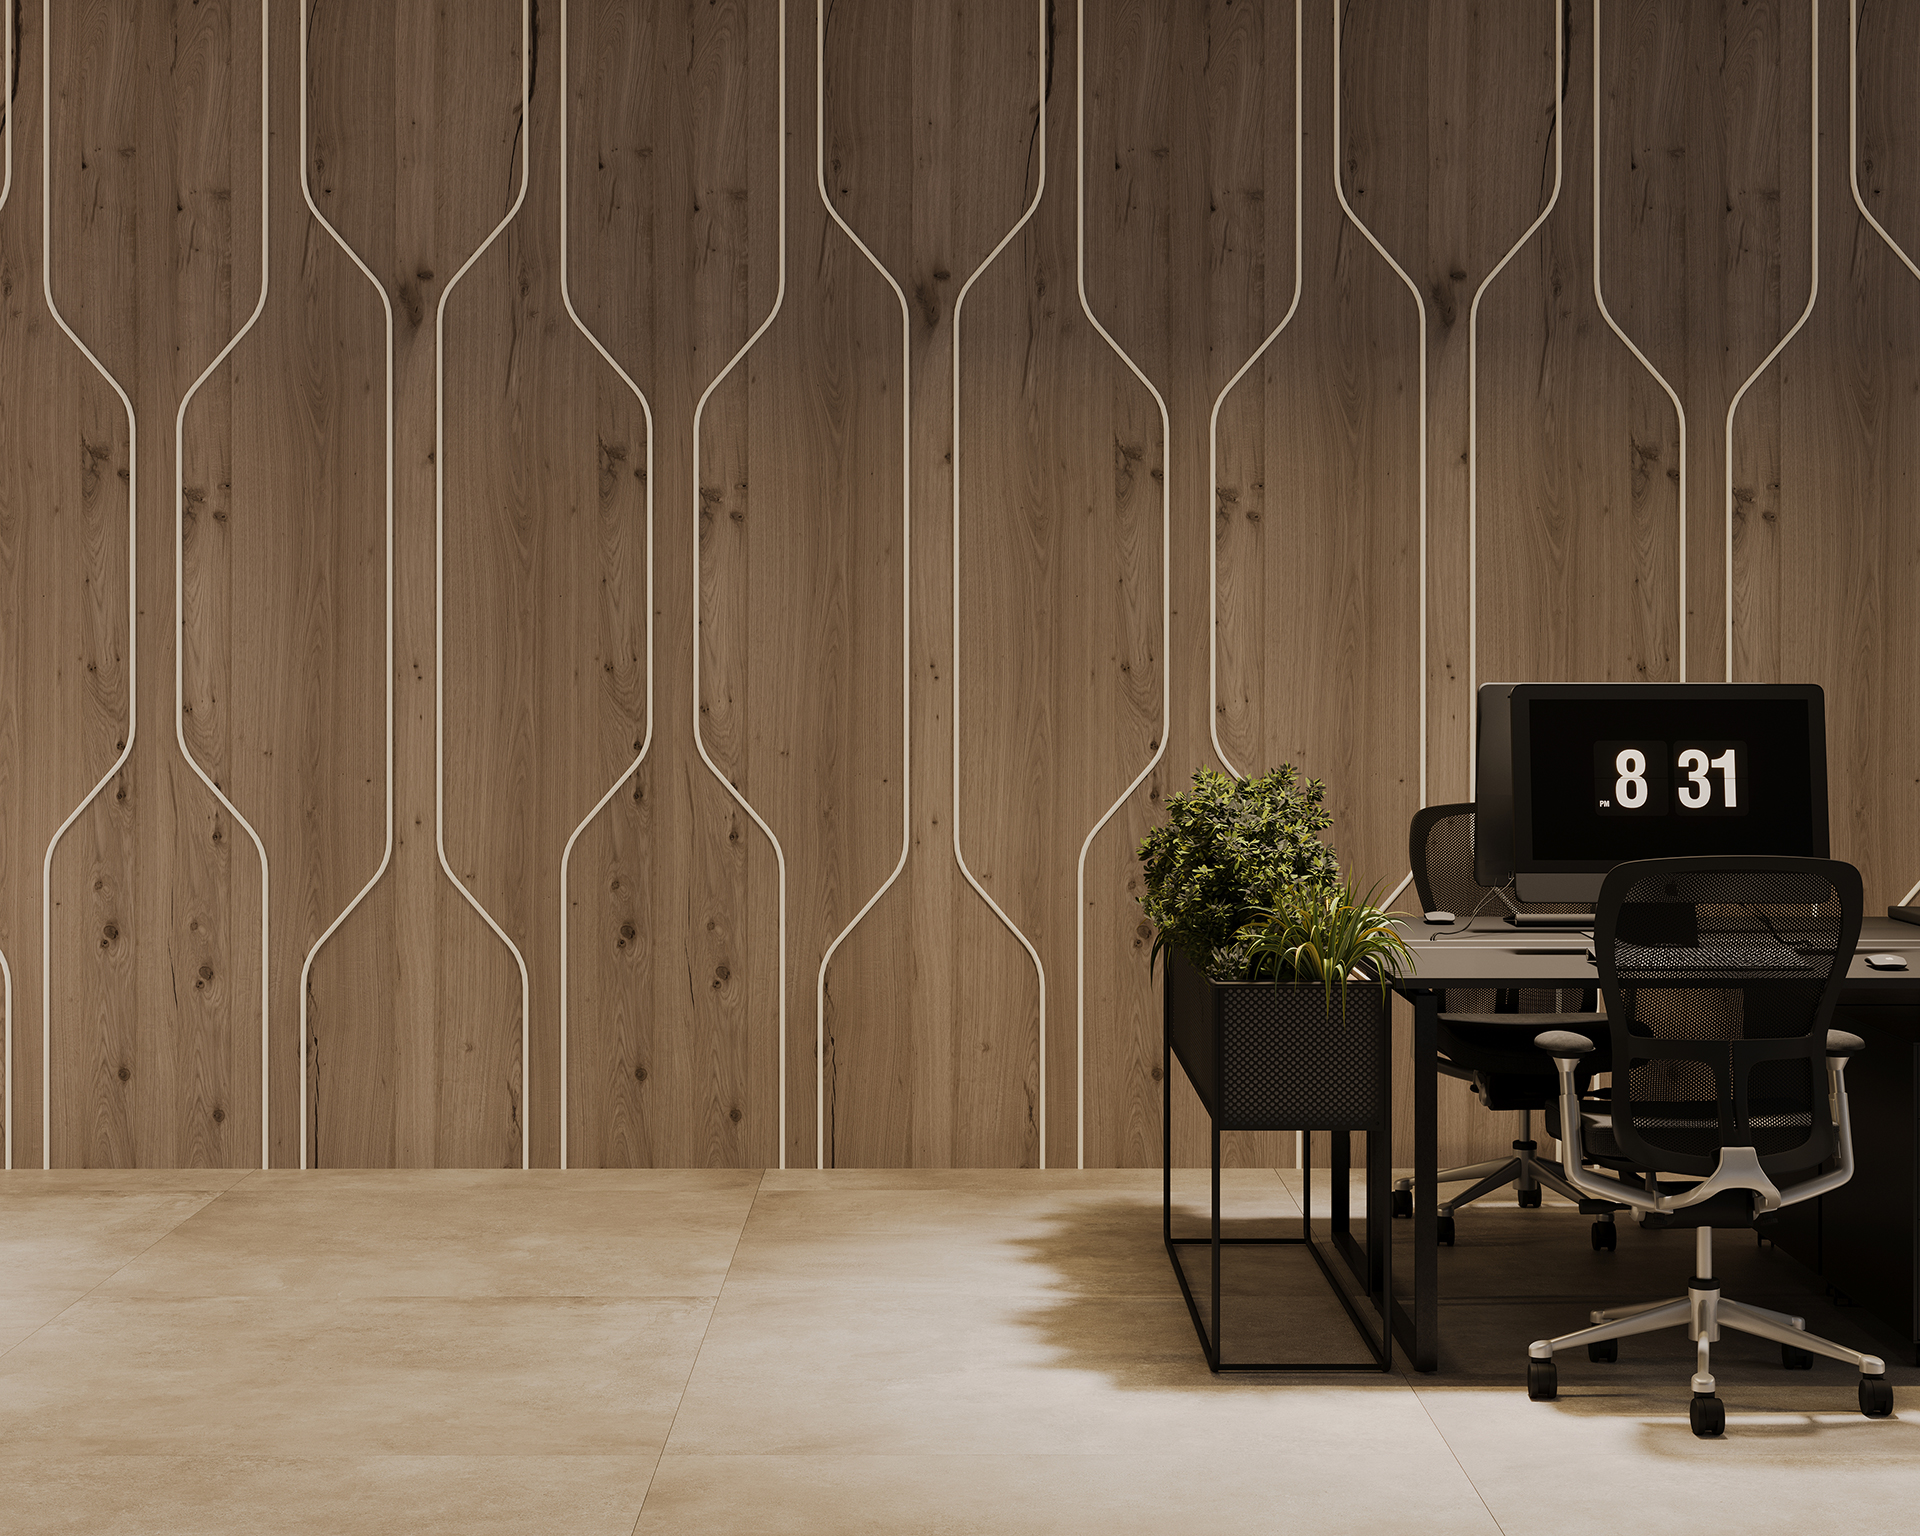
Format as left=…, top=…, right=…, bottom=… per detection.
left=1387, top=914, right=1920, bottom=996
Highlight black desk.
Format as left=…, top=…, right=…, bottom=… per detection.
left=1387, top=915, right=1920, bottom=1372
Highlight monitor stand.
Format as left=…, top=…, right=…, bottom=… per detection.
left=1891, top=906, right=1920, bottom=928
left=1504, top=912, right=1592, bottom=930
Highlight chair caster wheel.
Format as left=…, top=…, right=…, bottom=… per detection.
left=1435, top=1215, right=1456, bottom=1246
left=1527, top=1359, right=1557, bottom=1401
left=1587, top=1339, right=1618, bottom=1363
left=1689, top=1393, right=1725, bottom=1438
left=1391, top=1188, right=1413, bottom=1219
left=1590, top=1220, right=1617, bottom=1251
left=1781, top=1344, right=1813, bottom=1370
left=1517, top=1188, right=1542, bottom=1209
left=1860, top=1375, right=1895, bottom=1418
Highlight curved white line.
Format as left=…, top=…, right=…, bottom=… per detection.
left=298, top=0, right=395, bottom=1172
left=1848, top=0, right=1920, bottom=912
left=1723, top=0, right=1820, bottom=682
left=1469, top=2, right=1562, bottom=789
left=1076, top=0, right=1172, bottom=1171
left=2, top=0, right=12, bottom=1170
left=175, top=1, right=272, bottom=1171
left=1208, top=0, right=1301, bottom=784
left=811, top=0, right=911, bottom=1173
left=555, top=0, right=657, bottom=1171
left=1331, top=0, right=1424, bottom=908
left=40, top=0, right=140, bottom=1170
left=436, top=0, right=534, bottom=1169
left=1591, top=0, right=1689, bottom=684
left=953, top=1, right=1049, bottom=1169
left=692, top=0, right=790, bottom=1169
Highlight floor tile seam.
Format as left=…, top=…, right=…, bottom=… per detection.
left=1404, top=1373, right=1514, bottom=1536
left=0, top=1174, right=251, bottom=1358
left=633, top=1168, right=765, bottom=1536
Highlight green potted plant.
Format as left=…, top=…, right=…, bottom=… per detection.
left=1138, top=767, right=1410, bottom=1132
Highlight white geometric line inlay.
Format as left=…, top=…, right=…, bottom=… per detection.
left=1208, top=0, right=1301, bottom=784
left=174, top=0, right=273, bottom=1170
left=691, top=0, right=792, bottom=1169
left=1076, top=0, right=1173, bottom=1170
left=953, top=0, right=1050, bottom=1169
left=1331, top=0, right=1425, bottom=910
left=557, top=0, right=657, bottom=1171
left=1469, top=2, right=1563, bottom=786
left=812, top=0, right=913, bottom=1173
left=40, top=0, right=141, bottom=1171
left=1722, top=0, right=1820, bottom=683
left=435, top=0, right=535, bottom=1170
left=298, top=0, right=396, bottom=1172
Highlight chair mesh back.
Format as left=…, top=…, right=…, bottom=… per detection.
left=1595, top=859, right=1863, bottom=1178
left=1411, top=804, right=1591, bottom=1015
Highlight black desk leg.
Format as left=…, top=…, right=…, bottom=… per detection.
left=1331, top=1128, right=1351, bottom=1242
left=1368, top=1125, right=1388, bottom=1301
left=1412, top=991, right=1438, bottom=1370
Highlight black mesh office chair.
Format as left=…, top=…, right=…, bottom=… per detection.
left=1526, top=856, right=1890, bottom=1437
left=1394, top=804, right=1613, bottom=1245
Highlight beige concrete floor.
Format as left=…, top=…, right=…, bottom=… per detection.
left=1, top=1167, right=1914, bottom=1534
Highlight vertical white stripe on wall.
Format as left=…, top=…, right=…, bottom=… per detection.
left=811, top=0, right=913, bottom=1173
left=298, top=0, right=397, bottom=1172
left=1075, top=0, right=1173, bottom=1170
left=1848, top=0, right=1920, bottom=911
left=435, top=0, right=534, bottom=1170
left=1207, top=0, right=1302, bottom=786
left=952, top=0, right=1049, bottom=1168
left=1330, top=0, right=1425, bottom=910
left=1467, top=2, right=1563, bottom=787
left=1, top=0, right=12, bottom=1170
left=692, top=0, right=791, bottom=1169
left=174, top=0, right=274, bottom=1170
left=1591, top=0, right=1690, bottom=684
left=1722, top=0, right=1820, bottom=683
left=39, top=0, right=142, bottom=1170
left=557, top=0, right=657, bottom=1171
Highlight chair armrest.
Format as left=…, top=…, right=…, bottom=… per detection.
left=1535, top=1029, right=1597, bottom=1058
left=1826, top=1029, right=1866, bottom=1059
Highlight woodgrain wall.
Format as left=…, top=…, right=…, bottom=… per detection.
left=0, top=0, right=1914, bottom=1170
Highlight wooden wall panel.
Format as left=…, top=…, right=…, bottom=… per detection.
left=3, top=0, right=1918, bottom=1170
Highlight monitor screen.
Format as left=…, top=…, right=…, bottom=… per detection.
left=1479, top=683, right=1828, bottom=902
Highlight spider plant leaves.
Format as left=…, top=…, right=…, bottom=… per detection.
left=1237, top=875, right=1415, bottom=1016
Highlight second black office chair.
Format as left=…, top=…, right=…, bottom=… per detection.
left=1394, top=804, right=1617, bottom=1245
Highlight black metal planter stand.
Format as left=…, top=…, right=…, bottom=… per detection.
left=1161, top=953, right=1394, bottom=1372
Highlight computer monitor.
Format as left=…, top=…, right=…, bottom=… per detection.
left=1475, top=682, right=1829, bottom=904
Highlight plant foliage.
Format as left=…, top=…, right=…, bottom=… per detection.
left=1237, top=875, right=1414, bottom=1013
left=1136, top=766, right=1340, bottom=980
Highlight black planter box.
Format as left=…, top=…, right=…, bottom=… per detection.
left=1163, top=947, right=1391, bottom=1132
left=1161, top=945, right=1394, bottom=1371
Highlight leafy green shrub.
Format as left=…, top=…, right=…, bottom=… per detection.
left=1238, top=875, right=1413, bottom=1012
left=1137, top=766, right=1340, bottom=980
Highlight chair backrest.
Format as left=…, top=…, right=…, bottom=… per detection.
left=1409, top=803, right=1591, bottom=1022
left=1408, top=803, right=1573, bottom=919
left=1593, top=856, right=1863, bottom=1179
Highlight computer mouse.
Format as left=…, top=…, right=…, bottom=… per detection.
left=1865, top=953, right=1909, bottom=970
left=1585, top=949, right=1596, bottom=965
left=1423, top=911, right=1454, bottom=925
